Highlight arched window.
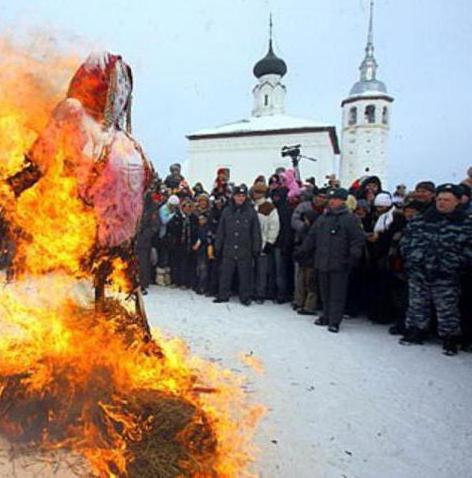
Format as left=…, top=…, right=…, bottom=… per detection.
left=348, top=107, right=357, bottom=126
left=365, top=104, right=376, bottom=124
left=382, top=106, right=389, bottom=125
left=264, top=94, right=269, bottom=106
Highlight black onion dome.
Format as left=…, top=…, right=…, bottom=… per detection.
left=253, top=41, right=287, bottom=79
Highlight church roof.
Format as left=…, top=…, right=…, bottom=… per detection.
left=188, top=114, right=328, bottom=137
left=187, top=114, right=340, bottom=154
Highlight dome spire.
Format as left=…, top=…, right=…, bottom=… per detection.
left=253, top=15, right=287, bottom=79
left=348, top=0, right=388, bottom=96
left=360, top=0, right=377, bottom=82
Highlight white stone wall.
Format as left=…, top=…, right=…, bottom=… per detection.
left=340, top=97, right=391, bottom=188
left=187, top=131, right=338, bottom=190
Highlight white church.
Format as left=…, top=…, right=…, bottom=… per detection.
left=186, top=1, right=393, bottom=189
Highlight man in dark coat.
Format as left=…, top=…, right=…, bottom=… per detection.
left=214, top=184, right=262, bottom=305
left=400, top=184, right=472, bottom=355
left=301, top=188, right=365, bottom=332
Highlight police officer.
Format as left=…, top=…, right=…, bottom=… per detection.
left=214, top=184, right=262, bottom=305
left=301, top=188, right=365, bottom=333
left=400, top=183, right=472, bottom=355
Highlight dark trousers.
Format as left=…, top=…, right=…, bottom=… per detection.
left=170, top=249, right=195, bottom=288
left=136, top=245, right=152, bottom=289
left=208, top=258, right=221, bottom=296
left=254, top=254, right=269, bottom=299
left=318, top=271, right=350, bottom=327
left=218, top=257, right=252, bottom=302
left=268, top=247, right=289, bottom=300
left=195, top=250, right=209, bottom=293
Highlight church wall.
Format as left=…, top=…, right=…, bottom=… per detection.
left=187, top=131, right=338, bottom=190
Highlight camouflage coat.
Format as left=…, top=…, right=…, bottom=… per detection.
left=400, top=206, right=472, bottom=280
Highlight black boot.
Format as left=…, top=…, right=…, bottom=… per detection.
left=213, top=297, right=229, bottom=303
left=399, top=327, right=425, bottom=345
left=328, top=324, right=339, bottom=333
left=442, top=336, right=459, bottom=356
left=314, top=316, right=328, bottom=326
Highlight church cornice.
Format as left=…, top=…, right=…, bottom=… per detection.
left=187, top=126, right=340, bottom=155
left=341, top=94, right=394, bottom=107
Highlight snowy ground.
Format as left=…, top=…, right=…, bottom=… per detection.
left=145, top=286, right=472, bottom=478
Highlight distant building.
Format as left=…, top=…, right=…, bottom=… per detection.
left=340, top=0, right=394, bottom=187
left=186, top=1, right=392, bottom=190
left=186, top=20, right=339, bottom=189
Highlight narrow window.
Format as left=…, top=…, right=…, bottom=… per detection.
left=365, top=105, right=376, bottom=124
left=264, top=94, right=269, bottom=106
left=348, top=107, right=357, bottom=126
left=382, top=106, right=388, bottom=125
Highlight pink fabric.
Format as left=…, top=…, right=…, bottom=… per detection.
left=29, top=51, right=151, bottom=249
left=283, top=168, right=301, bottom=200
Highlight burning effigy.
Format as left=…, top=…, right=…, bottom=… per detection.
left=0, top=41, right=263, bottom=477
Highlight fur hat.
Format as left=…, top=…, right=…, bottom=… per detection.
left=252, top=181, right=268, bottom=194
left=327, top=188, right=348, bottom=201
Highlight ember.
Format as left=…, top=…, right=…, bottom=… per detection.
left=0, top=40, right=263, bottom=477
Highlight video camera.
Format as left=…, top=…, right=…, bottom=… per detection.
left=281, top=144, right=301, bottom=167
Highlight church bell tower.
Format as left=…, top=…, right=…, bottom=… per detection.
left=340, top=0, right=394, bottom=187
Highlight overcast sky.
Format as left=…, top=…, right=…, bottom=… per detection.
left=1, top=0, right=471, bottom=189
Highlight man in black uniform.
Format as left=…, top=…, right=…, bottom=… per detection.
left=214, top=185, right=261, bottom=305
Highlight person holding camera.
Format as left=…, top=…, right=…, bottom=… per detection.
left=301, top=188, right=365, bottom=333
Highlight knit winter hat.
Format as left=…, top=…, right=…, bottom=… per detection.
left=374, top=192, right=393, bottom=207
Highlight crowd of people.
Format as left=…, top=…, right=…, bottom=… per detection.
left=136, top=164, right=472, bottom=355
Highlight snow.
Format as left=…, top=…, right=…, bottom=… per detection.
left=189, top=114, right=332, bottom=138
left=144, top=287, right=472, bottom=478
left=0, top=285, right=470, bottom=478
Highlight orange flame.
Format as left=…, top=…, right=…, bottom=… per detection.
left=0, top=39, right=263, bottom=476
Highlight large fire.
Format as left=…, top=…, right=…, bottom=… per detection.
left=0, top=39, right=264, bottom=477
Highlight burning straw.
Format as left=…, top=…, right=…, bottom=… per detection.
left=0, top=38, right=264, bottom=477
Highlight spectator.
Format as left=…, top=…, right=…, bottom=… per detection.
left=413, top=181, right=435, bottom=212
left=251, top=181, right=280, bottom=304
left=301, top=188, right=365, bottom=333
left=214, top=184, right=262, bottom=305
left=156, top=194, right=180, bottom=286
left=167, top=198, right=198, bottom=289
left=269, top=182, right=293, bottom=304
left=400, top=184, right=472, bottom=355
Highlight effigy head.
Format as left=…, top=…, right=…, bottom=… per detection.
left=67, top=51, right=133, bottom=131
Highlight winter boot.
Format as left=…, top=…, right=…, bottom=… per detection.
left=156, top=267, right=166, bottom=287
left=399, top=327, right=425, bottom=345
left=164, top=267, right=172, bottom=286
left=442, top=336, right=459, bottom=356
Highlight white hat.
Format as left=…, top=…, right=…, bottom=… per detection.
left=168, top=195, right=180, bottom=206
left=374, top=192, right=392, bottom=207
